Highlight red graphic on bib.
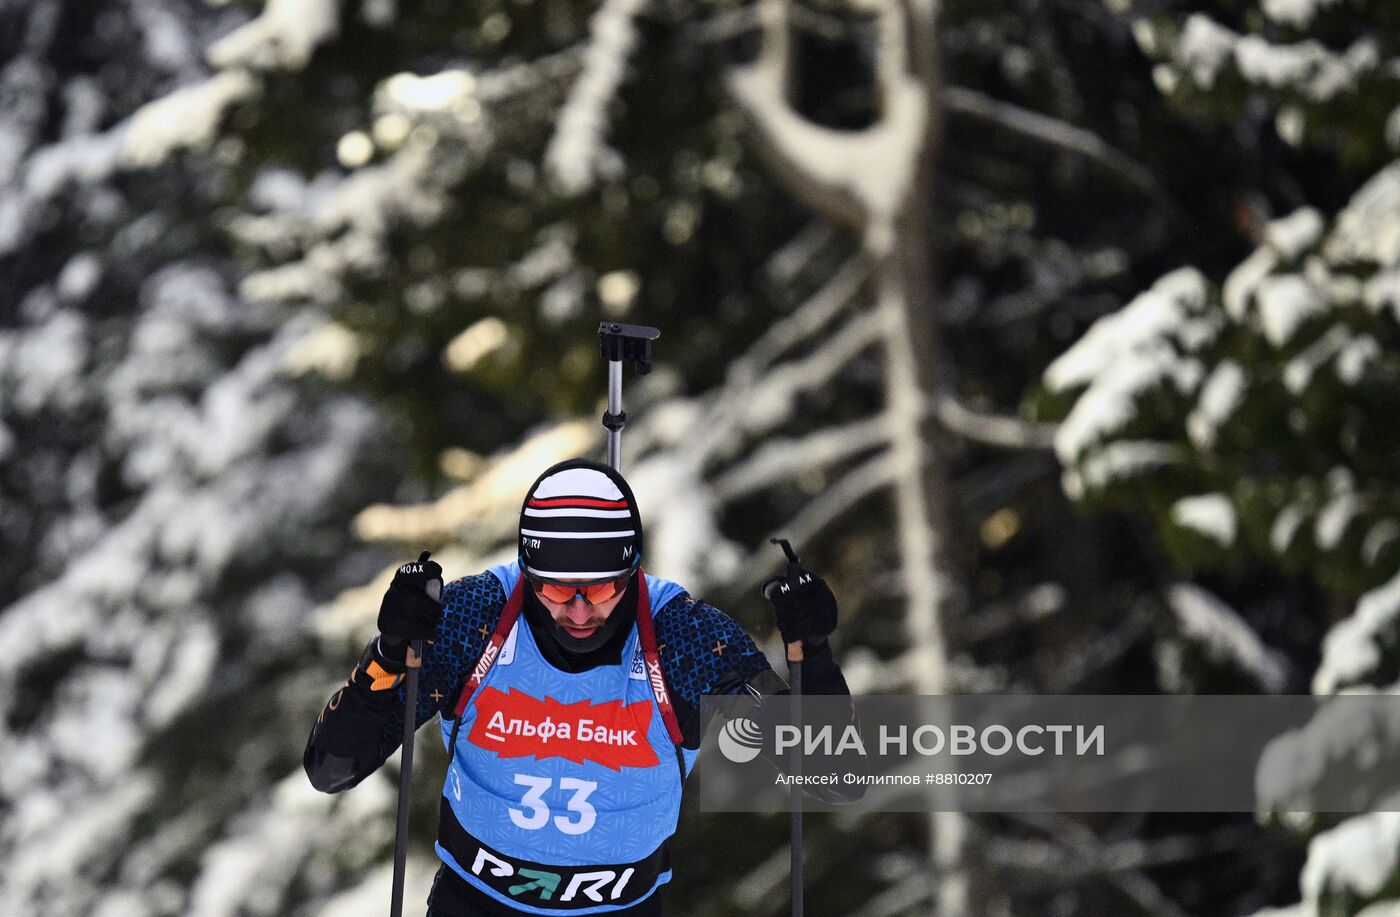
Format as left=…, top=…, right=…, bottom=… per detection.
left=468, top=687, right=659, bottom=770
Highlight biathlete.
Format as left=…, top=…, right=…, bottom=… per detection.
left=305, top=458, right=851, bottom=915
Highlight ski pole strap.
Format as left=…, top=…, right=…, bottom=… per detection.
left=455, top=577, right=527, bottom=718
left=633, top=574, right=684, bottom=747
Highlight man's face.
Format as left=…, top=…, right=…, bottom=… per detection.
left=532, top=576, right=631, bottom=639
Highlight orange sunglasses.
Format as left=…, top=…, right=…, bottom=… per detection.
left=528, top=573, right=632, bottom=606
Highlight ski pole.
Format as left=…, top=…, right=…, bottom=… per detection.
left=389, top=641, right=420, bottom=917
left=788, top=641, right=803, bottom=917
left=390, top=558, right=441, bottom=917
left=770, top=537, right=805, bottom=917
left=597, top=322, right=659, bottom=472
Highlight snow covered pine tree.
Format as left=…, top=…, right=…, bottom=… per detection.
left=1046, top=2, right=1400, bottom=914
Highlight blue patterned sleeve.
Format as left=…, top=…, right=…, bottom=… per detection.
left=653, top=593, right=775, bottom=709
left=649, top=593, right=859, bottom=802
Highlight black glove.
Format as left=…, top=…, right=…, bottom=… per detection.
left=761, top=539, right=838, bottom=649
left=377, top=551, right=444, bottom=656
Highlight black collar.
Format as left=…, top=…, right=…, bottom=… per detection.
left=521, top=578, right=638, bottom=673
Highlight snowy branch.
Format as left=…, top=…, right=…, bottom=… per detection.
left=726, top=0, right=929, bottom=253
left=931, top=391, right=1058, bottom=450
left=846, top=871, right=934, bottom=917
left=207, top=0, right=341, bottom=71
left=943, top=87, right=1156, bottom=193
left=960, top=583, right=1066, bottom=643
left=1041, top=601, right=1156, bottom=691
left=122, top=71, right=259, bottom=168
left=477, top=50, right=583, bottom=105
left=543, top=0, right=648, bottom=194
left=730, top=452, right=895, bottom=596
left=765, top=222, right=841, bottom=287
left=724, top=256, right=869, bottom=386
left=711, top=417, right=888, bottom=501
left=695, top=306, right=882, bottom=464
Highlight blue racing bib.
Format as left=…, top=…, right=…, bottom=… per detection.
left=436, top=563, right=687, bottom=914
